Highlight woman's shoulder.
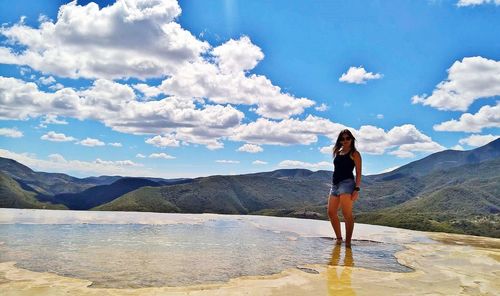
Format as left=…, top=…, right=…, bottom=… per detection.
left=352, top=150, right=361, bottom=158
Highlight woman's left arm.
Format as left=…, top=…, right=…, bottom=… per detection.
left=354, top=151, right=362, bottom=188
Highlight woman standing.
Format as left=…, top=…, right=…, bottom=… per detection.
left=327, top=129, right=362, bottom=248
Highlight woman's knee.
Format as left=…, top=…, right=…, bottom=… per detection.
left=328, top=209, right=339, bottom=220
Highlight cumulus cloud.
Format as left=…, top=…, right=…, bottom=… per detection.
left=0, top=148, right=150, bottom=177
left=215, top=160, right=240, bottom=164
left=237, top=144, right=263, bottom=153
left=252, top=160, right=268, bottom=165
left=41, top=131, right=76, bottom=142
left=0, top=1, right=314, bottom=120
left=0, top=76, right=244, bottom=148
left=0, top=0, right=208, bottom=80
left=133, top=83, right=162, bottom=98
left=450, top=144, right=465, bottom=151
left=376, top=114, right=384, bottom=119
left=212, top=36, right=264, bottom=74
left=231, top=115, right=346, bottom=145
left=412, top=57, right=500, bottom=111
left=136, top=153, right=146, bottom=158
left=278, top=160, right=331, bottom=169
left=433, top=102, right=500, bottom=132
left=0, top=128, right=23, bottom=138
left=458, top=134, right=499, bottom=147
left=39, top=76, right=56, bottom=85
left=457, top=0, right=500, bottom=6
left=108, top=142, right=122, bottom=147
left=41, top=114, right=68, bottom=126
left=339, top=66, right=383, bottom=84
left=159, top=57, right=315, bottom=119
left=315, top=103, right=328, bottom=112
left=149, top=152, right=175, bottom=159
left=145, top=134, right=180, bottom=147
left=78, top=138, right=105, bottom=147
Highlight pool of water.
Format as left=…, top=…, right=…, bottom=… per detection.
left=0, top=217, right=411, bottom=288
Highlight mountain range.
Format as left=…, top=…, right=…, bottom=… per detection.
left=1, top=138, right=499, bottom=237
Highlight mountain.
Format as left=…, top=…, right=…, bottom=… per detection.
left=370, top=138, right=500, bottom=180
left=93, top=174, right=330, bottom=216
left=0, top=157, right=118, bottom=195
left=0, top=139, right=498, bottom=237
left=356, top=157, right=500, bottom=237
left=39, top=177, right=163, bottom=210
left=0, top=171, right=66, bottom=209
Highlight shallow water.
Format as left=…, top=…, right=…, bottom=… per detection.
left=0, top=217, right=411, bottom=288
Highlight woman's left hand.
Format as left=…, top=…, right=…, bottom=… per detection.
left=351, top=191, right=359, bottom=201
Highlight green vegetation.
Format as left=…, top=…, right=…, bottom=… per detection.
left=0, top=172, right=67, bottom=209
left=1, top=139, right=499, bottom=238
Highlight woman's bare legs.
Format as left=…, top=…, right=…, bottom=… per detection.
left=327, top=195, right=342, bottom=244
left=339, top=194, right=354, bottom=247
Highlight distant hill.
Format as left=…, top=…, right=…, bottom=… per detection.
left=1, top=138, right=499, bottom=237
left=370, top=138, right=500, bottom=180
left=0, top=157, right=117, bottom=195
left=0, top=172, right=66, bottom=209
left=39, top=177, right=163, bottom=210
left=94, top=175, right=330, bottom=216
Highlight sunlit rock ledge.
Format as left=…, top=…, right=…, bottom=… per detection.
left=0, top=208, right=499, bottom=295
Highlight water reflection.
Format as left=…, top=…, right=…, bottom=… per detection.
left=327, top=244, right=355, bottom=295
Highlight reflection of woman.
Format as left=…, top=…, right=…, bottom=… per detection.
left=327, top=244, right=355, bottom=295
left=327, top=129, right=362, bottom=248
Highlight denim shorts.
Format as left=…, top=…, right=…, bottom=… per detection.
left=329, top=179, right=355, bottom=196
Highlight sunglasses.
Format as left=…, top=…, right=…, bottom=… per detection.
left=340, top=137, right=351, bottom=142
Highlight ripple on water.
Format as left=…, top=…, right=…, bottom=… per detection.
left=0, top=220, right=412, bottom=288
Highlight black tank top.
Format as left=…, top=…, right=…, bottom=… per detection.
left=332, top=153, right=355, bottom=185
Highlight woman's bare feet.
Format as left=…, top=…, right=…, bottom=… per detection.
left=345, top=241, right=351, bottom=248
left=335, top=237, right=343, bottom=245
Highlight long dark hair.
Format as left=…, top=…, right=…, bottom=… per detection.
left=333, top=129, right=357, bottom=158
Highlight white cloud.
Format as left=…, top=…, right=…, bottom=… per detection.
left=49, top=83, right=64, bottom=90
left=376, top=114, right=384, bottom=119
left=388, top=150, right=415, bottom=158
left=0, top=128, right=23, bottom=138
left=237, top=144, right=263, bottom=153
left=145, top=134, right=180, bottom=147
left=136, top=153, right=146, bottom=158
left=450, top=144, right=465, bottom=151
left=39, top=76, right=55, bottom=85
left=149, top=152, right=175, bottom=159
left=231, top=115, right=346, bottom=146
left=278, top=160, right=331, bottom=169
left=412, top=57, right=500, bottom=111
left=315, top=103, right=328, bottom=112
left=0, top=0, right=208, bottom=80
left=458, top=134, right=499, bottom=147
left=0, top=76, right=244, bottom=149
left=433, top=102, right=500, bottom=132
left=457, top=0, right=500, bottom=7
left=252, top=160, right=268, bottom=165
left=41, top=131, right=76, bottom=142
left=159, top=58, right=315, bottom=119
left=108, top=142, right=122, bottom=147
left=319, top=145, right=333, bottom=155
left=78, top=137, right=105, bottom=147
left=41, top=114, right=68, bottom=125
left=378, top=166, right=401, bottom=174
left=133, top=83, right=162, bottom=98
left=0, top=148, right=150, bottom=177
left=212, top=36, right=264, bottom=74
left=339, top=66, right=383, bottom=84
left=216, top=160, right=240, bottom=164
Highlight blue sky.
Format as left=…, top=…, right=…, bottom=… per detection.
left=0, top=0, right=499, bottom=178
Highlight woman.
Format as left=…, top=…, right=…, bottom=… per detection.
left=327, top=129, right=362, bottom=248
